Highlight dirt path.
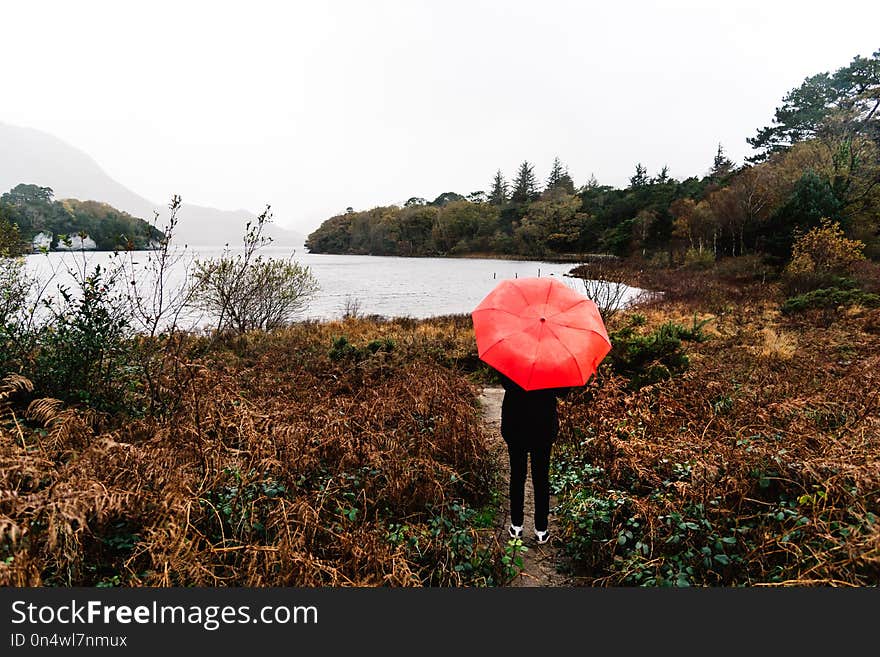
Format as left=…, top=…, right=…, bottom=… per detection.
left=479, top=386, right=572, bottom=587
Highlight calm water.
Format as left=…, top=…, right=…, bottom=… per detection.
left=24, top=246, right=647, bottom=325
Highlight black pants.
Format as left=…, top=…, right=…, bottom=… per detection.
left=507, top=440, right=552, bottom=532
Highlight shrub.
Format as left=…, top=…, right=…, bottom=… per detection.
left=0, top=215, right=24, bottom=256
left=782, top=219, right=866, bottom=294
left=714, top=254, right=775, bottom=284
left=608, top=314, right=710, bottom=389
left=577, top=260, right=633, bottom=323
left=682, top=247, right=715, bottom=270
left=33, top=263, right=134, bottom=411
left=781, top=287, right=880, bottom=315
left=0, top=256, right=29, bottom=332
left=192, top=208, right=319, bottom=334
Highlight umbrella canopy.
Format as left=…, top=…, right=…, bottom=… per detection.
left=471, top=277, right=611, bottom=391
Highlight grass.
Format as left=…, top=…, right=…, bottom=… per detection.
left=550, top=262, right=880, bottom=586
left=2, top=257, right=879, bottom=586
left=0, top=317, right=506, bottom=586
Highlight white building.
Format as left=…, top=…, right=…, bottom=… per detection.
left=31, top=231, right=53, bottom=251
left=55, top=234, right=98, bottom=250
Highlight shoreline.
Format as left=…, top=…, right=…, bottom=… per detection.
left=302, top=248, right=618, bottom=264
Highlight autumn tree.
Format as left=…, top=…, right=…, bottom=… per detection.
left=516, top=194, right=583, bottom=254
left=671, top=198, right=718, bottom=256
left=783, top=218, right=866, bottom=292
left=631, top=209, right=657, bottom=257
left=0, top=209, right=23, bottom=256
left=432, top=201, right=499, bottom=253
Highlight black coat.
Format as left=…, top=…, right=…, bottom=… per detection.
left=499, top=374, right=570, bottom=448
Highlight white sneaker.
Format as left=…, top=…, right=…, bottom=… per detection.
left=508, top=524, right=523, bottom=539
left=534, top=529, right=550, bottom=544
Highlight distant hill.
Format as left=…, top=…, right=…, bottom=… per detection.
left=1, top=183, right=163, bottom=251
left=0, top=122, right=304, bottom=247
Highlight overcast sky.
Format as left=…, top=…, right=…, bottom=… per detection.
left=3, top=1, right=878, bottom=234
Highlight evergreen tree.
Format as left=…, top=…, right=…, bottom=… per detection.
left=510, top=161, right=540, bottom=204
left=747, top=49, right=880, bottom=162
left=546, top=157, right=564, bottom=188
left=765, top=170, right=841, bottom=258
left=709, top=144, right=735, bottom=180
left=489, top=169, right=508, bottom=205
left=629, top=163, right=649, bottom=188
left=653, top=165, right=670, bottom=184
left=545, top=156, right=575, bottom=194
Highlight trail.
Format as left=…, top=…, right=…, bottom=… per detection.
left=479, top=386, right=571, bottom=587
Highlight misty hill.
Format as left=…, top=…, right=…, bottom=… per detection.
left=0, top=122, right=304, bottom=247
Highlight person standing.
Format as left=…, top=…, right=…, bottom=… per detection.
left=499, top=373, right=569, bottom=544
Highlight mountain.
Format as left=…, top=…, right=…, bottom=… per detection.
left=0, top=122, right=304, bottom=247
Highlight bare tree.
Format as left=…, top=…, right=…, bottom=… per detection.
left=192, top=207, right=319, bottom=334
left=576, top=260, right=636, bottom=324
left=342, top=295, right=362, bottom=320
left=122, top=195, right=197, bottom=336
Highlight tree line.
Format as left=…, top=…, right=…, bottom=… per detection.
left=306, top=49, right=880, bottom=265
left=0, top=184, right=163, bottom=253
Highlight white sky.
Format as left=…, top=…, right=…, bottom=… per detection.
left=3, top=0, right=878, bottom=234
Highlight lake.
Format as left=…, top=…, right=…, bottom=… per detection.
left=24, top=247, right=648, bottom=325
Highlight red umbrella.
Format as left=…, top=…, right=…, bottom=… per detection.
left=471, top=277, right=611, bottom=391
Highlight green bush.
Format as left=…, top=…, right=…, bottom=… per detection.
left=683, top=248, right=715, bottom=270
left=781, top=287, right=880, bottom=315
left=0, top=256, right=32, bottom=368
left=32, top=264, right=134, bottom=412
left=328, top=335, right=395, bottom=362
left=608, top=314, right=710, bottom=389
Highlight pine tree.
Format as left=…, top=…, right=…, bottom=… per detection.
left=488, top=169, right=508, bottom=205
left=546, top=156, right=575, bottom=194
left=546, top=157, right=564, bottom=189
left=710, top=144, right=735, bottom=180
left=629, top=163, right=649, bottom=188
left=510, top=161, right=539, bottom=204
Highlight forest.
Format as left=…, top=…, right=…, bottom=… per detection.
left=0, top=183, right=163, bottom=252
left=305, top=50, right=880, bottom=267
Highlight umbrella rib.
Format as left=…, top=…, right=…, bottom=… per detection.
left=472, top=307, right=527, bottom=318
left=510, top=279, right=533, bottom=307
left=546, top=297, right=589, bottom=320
left=525, top=321, right=543, bottom=389
left=543, top=322, right=586, bottom=384
left=479, top=337, right=506, bottom=360
left=550, top=322, right=610, bottom=341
